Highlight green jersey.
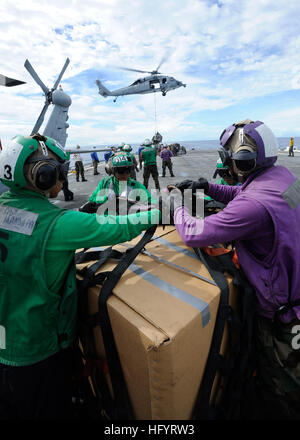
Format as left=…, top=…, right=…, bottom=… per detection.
left=88, top=175, right=156, bottom=205
left=141, top=146, right=157, bottom=166
left=0, top=188, right=160, bottom=366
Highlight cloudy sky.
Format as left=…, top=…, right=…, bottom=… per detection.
left=1, top=0, right=300, bottom=148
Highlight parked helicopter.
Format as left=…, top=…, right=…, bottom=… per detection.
left=96, top=59, right=186, bottom=102
left=24, top=58, right=72, bottom=148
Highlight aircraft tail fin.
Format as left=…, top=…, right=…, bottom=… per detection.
left=95, top=79, right=112, bottom=98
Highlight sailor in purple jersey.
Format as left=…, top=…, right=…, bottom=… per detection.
left=170, top=119, right=300, bottom=419
left=160, top=145, right=174, bottom=177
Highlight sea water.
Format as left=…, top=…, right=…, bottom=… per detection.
left=72, top=137, right=299, bottom=167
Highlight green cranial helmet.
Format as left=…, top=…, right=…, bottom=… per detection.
left=0, top=133, right=67, bottom=190
left=213, top=158, right=230, bottom=179
left=123, top=144, right=132, bottom=152
left=143, top=138, right=152, bottom=146
left=216, top=158, right=229, bottom=170
left=111, top=153, right=133, bottom=169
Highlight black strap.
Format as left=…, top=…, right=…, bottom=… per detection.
left=192, top=247, right=231, bottom=420
left=192, top=246, right=256, bottom=420
left=274, top=298, right=300, bottom=323
left=97, top=226, right=156, bottom=420
left=77, top=226, right=157, bottom=420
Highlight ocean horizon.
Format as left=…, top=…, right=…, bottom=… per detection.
left=73, top=136, right=298, bottom=167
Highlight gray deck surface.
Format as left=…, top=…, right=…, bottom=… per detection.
left=53, top=150, right=300, bottom=210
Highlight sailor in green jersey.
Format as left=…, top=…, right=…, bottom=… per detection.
left=123, top=144, right=139, bottom=180
left=80, top=152, right=156, bottom=215
left=0, top=133, right=160, bottom=420
left=140, top=138, right=160, bottom=191
left=205, top=158, right=240, bottom=204
left=213, top=158, right=239, bottom=186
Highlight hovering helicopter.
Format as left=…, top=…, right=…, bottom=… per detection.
left=24, top=58, right=71, bottom=148
left=96, top=57, right=186, bottom=102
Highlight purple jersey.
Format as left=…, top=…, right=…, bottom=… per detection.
left=174, top=165, right=300, bottom=323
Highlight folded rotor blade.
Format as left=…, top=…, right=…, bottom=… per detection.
left=24, top=59, right=49, bottom=95
left=30, top=102, right=50, bottom=135
left=0, top=74, right=25, bottom=87
left=52, top=58, right=70, bottom=91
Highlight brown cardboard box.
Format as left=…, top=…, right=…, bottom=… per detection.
left=76, top=226, right=237, bottom=420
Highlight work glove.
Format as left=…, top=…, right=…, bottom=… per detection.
left=167, top=185, right=184, bottom=211
left=175, top=179, right=194, bottom=192
left=175, top=177, right=209, bottom=195
left=189, top=177, right=209, bottom=194
left=157, top=186, right=184, bottom=226
left=78, top=201, right=99, bottom=214
left=176, top=178, right=210, bottom=217
left=128, top=202, right=157, bottom=215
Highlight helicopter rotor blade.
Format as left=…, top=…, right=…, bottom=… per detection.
left=52, top=58, right=70, bottom=91
left=155, top=48, right=174, bottom=73
left=114, top=66, right=152, bottom=74
left=155, top=54, right=168, bottom=73
left=24, top=59, right=49, bottom=95
left=0, top=74, right=25, bottom=87
left=30, top=101, right=50, bottom=135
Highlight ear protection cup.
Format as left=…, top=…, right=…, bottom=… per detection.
left=31, top=161, right=59, bottom=191
left=217, top=148, right=232, bottom=167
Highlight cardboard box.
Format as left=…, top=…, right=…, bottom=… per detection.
left=76, top=226, right=237, bottom=420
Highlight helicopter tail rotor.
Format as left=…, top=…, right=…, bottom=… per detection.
left=24, top=58, right=70, bottom=135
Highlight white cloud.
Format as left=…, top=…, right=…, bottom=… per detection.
left=1, top=0, right=300, bottom=147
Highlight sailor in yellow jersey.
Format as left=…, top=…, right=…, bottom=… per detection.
left=289, top=137, right=294, bottom=157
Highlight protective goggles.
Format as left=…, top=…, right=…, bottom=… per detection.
left=114, top=166, right=132, bottom=175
